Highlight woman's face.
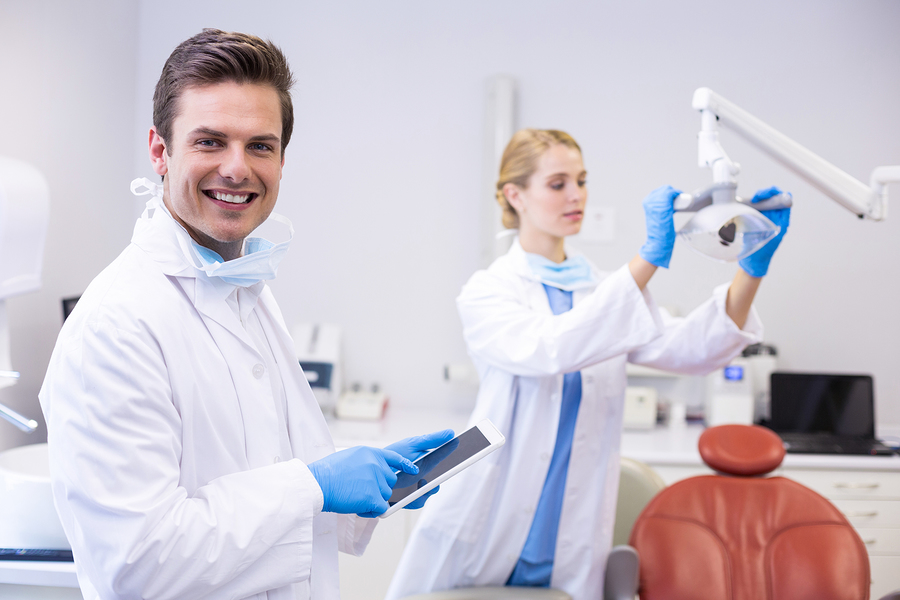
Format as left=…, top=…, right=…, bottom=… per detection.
left=507, top=144, right=587, bottom=244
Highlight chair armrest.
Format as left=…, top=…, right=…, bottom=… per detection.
left=604, top=545, right=639, bottom=600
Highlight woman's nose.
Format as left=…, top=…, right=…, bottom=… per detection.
left=568, top=182, right=586, bottom=202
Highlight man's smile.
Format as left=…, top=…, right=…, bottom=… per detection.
left=203, top=189, right=257, bottom=204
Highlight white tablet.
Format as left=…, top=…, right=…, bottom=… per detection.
left=380, top=419, right=505, bottom=518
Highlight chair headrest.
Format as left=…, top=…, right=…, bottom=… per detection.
left=698, top=424, right=786, bottom=476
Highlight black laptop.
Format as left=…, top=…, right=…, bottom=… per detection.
left=767, top=372, right=895, bottom=456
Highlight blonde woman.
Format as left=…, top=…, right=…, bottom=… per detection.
left=387, top=129, right=789, bottom=600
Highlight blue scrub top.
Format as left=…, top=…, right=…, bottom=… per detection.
left=507, top=284, right=583, bottom=588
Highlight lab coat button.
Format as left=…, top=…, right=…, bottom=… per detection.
left=274, top=456, right=281, bottom=463
left=252, top=364, right=265, bottom=379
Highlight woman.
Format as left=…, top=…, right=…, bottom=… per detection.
left=386, top=129, right=789, bottom=600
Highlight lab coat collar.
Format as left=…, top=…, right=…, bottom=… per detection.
left=505, top=237, right=599, bottom=292
left=131, top=197, right=265, bottom=355
left=131, top=197, right=203, bottom=279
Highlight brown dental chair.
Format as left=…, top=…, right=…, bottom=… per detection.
left=627, top=424, right=881, bottom=600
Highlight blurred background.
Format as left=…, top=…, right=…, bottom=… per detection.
left=0, top=0, right=898, bottom=450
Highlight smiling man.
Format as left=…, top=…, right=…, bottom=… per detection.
left=38, top=29, right=451, bottom=600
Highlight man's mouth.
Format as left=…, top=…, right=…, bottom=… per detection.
left=204, top=190, right=256, bottom=204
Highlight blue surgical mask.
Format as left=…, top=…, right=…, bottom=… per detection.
left=526, top=252, right=597, bottom=291
left=130, top=177, right=293, bottom=287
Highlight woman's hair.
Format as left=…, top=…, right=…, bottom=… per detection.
left=495, top=129, right=582, bottom=229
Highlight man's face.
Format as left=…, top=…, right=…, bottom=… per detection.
left=149, top=81, right=284, bottom=260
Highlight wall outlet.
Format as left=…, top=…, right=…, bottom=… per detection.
left=578, top=205, right=616, bottom=243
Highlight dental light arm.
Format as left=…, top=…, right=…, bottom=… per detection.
left=682, top=87, right=899, bottom=220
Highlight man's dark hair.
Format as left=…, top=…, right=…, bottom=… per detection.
left=153, top=29, right=295, bottom=156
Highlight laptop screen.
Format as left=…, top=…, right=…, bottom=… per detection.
left=769, top=372, right=875, bottom=437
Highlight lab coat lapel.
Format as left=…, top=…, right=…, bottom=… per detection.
left=192, top=279, right=260, bottom=355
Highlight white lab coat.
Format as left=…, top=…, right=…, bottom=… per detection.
left=39, top=200, right=375, bottom=600
left=386, top=239, right=762, bottom=600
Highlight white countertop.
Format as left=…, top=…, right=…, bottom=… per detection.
left=326, top=405, right=473, bottom=449
left=622, top=423, right=900, bottom=471
left=0, top=560, right=77, bottom=587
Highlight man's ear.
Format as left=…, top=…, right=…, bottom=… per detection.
left=148, top=127, right=168, bottom=176
left=503, top=182, right=524, bottom=213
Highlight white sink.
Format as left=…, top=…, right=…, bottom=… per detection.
left=0, top=443, right=69, bottom=550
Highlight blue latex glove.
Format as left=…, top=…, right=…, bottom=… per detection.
left=739, top=186, right=791, bottom=278
left=308, top=446, right=418, bottom=518
left=639, top=185, right=680, bottom=269
left=384, top=429, right=456, bottom=509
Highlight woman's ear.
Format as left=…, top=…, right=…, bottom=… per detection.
left=503, top=182, right=525, bottom=214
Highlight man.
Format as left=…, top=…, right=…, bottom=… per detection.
left=39, top=29, right=451, bottom=600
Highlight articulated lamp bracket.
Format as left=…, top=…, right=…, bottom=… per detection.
left=684, top=87, right=898, bottom=221
left=673, top=88, right=897, bottom=263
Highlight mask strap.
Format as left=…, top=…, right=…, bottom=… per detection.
left=265, top=212, right=295, bottom=238
left=131, top=177, right=163, bottom=199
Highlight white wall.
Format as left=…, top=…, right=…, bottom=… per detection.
left=1, top=0, right=898, bottom=452
left=0, top=0, right=139, bottom=451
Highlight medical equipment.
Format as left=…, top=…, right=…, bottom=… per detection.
left=741, top=343, right=778, bottom=424
left=674, top=87, right=900, bottom=261
left=0, top=156, right=49, bottom=433
left=336, top=385, right=389, bottom=421
left=623, top=386, right=658, bottom=430
left=293, top=322, right=343, bottom=416
left=705, top=357, right=754, bottom=427
left=381, top=419, right=505, bottom=518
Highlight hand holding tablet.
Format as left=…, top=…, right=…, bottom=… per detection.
left=309, top=420, right=504, bottom=518
left=380, top=419, right=506, bottom=518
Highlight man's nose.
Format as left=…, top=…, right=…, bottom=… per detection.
left=219, top=146, right=251, bottom=182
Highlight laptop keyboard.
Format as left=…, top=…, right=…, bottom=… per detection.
left=778, top=434, right=895, bottom=456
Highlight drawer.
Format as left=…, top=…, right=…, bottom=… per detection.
left=856, top=527, right=900, bottom=555
left=781, top=468, right=900, bottom=499
left=832, top=499, right=900, bottom=528
left=869, top=555, right=900, bottom=598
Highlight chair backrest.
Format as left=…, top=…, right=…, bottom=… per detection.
left=613, top=457, right=666, bottom=547
left=629, top=425, right=870, bottom=600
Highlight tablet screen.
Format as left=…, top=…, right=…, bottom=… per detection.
left=388, top=426, right=490, bottom=505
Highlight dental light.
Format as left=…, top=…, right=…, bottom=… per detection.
left=0, top=156, right=49, bottom=433
left=674, top=87, right=900, bottom=262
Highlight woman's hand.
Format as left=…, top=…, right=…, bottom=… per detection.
left=638, top=185, right=681, bottom=269
left=738, top=186, right=791, bottom=278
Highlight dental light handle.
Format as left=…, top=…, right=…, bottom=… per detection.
left=674, top=187, right=793, bottom=212
left=0, top=403, right=38, bottom=433
left=0, top=371, right=37, bottom=433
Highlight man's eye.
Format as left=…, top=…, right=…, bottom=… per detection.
left=578, top=179, right=587, bottom=187
left=250, top=143, right=273, bottom=152
left=197, top=139, right=219, bottom=147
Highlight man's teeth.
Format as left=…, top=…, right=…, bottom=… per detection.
left=213, top=191, right=251, bottom=204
